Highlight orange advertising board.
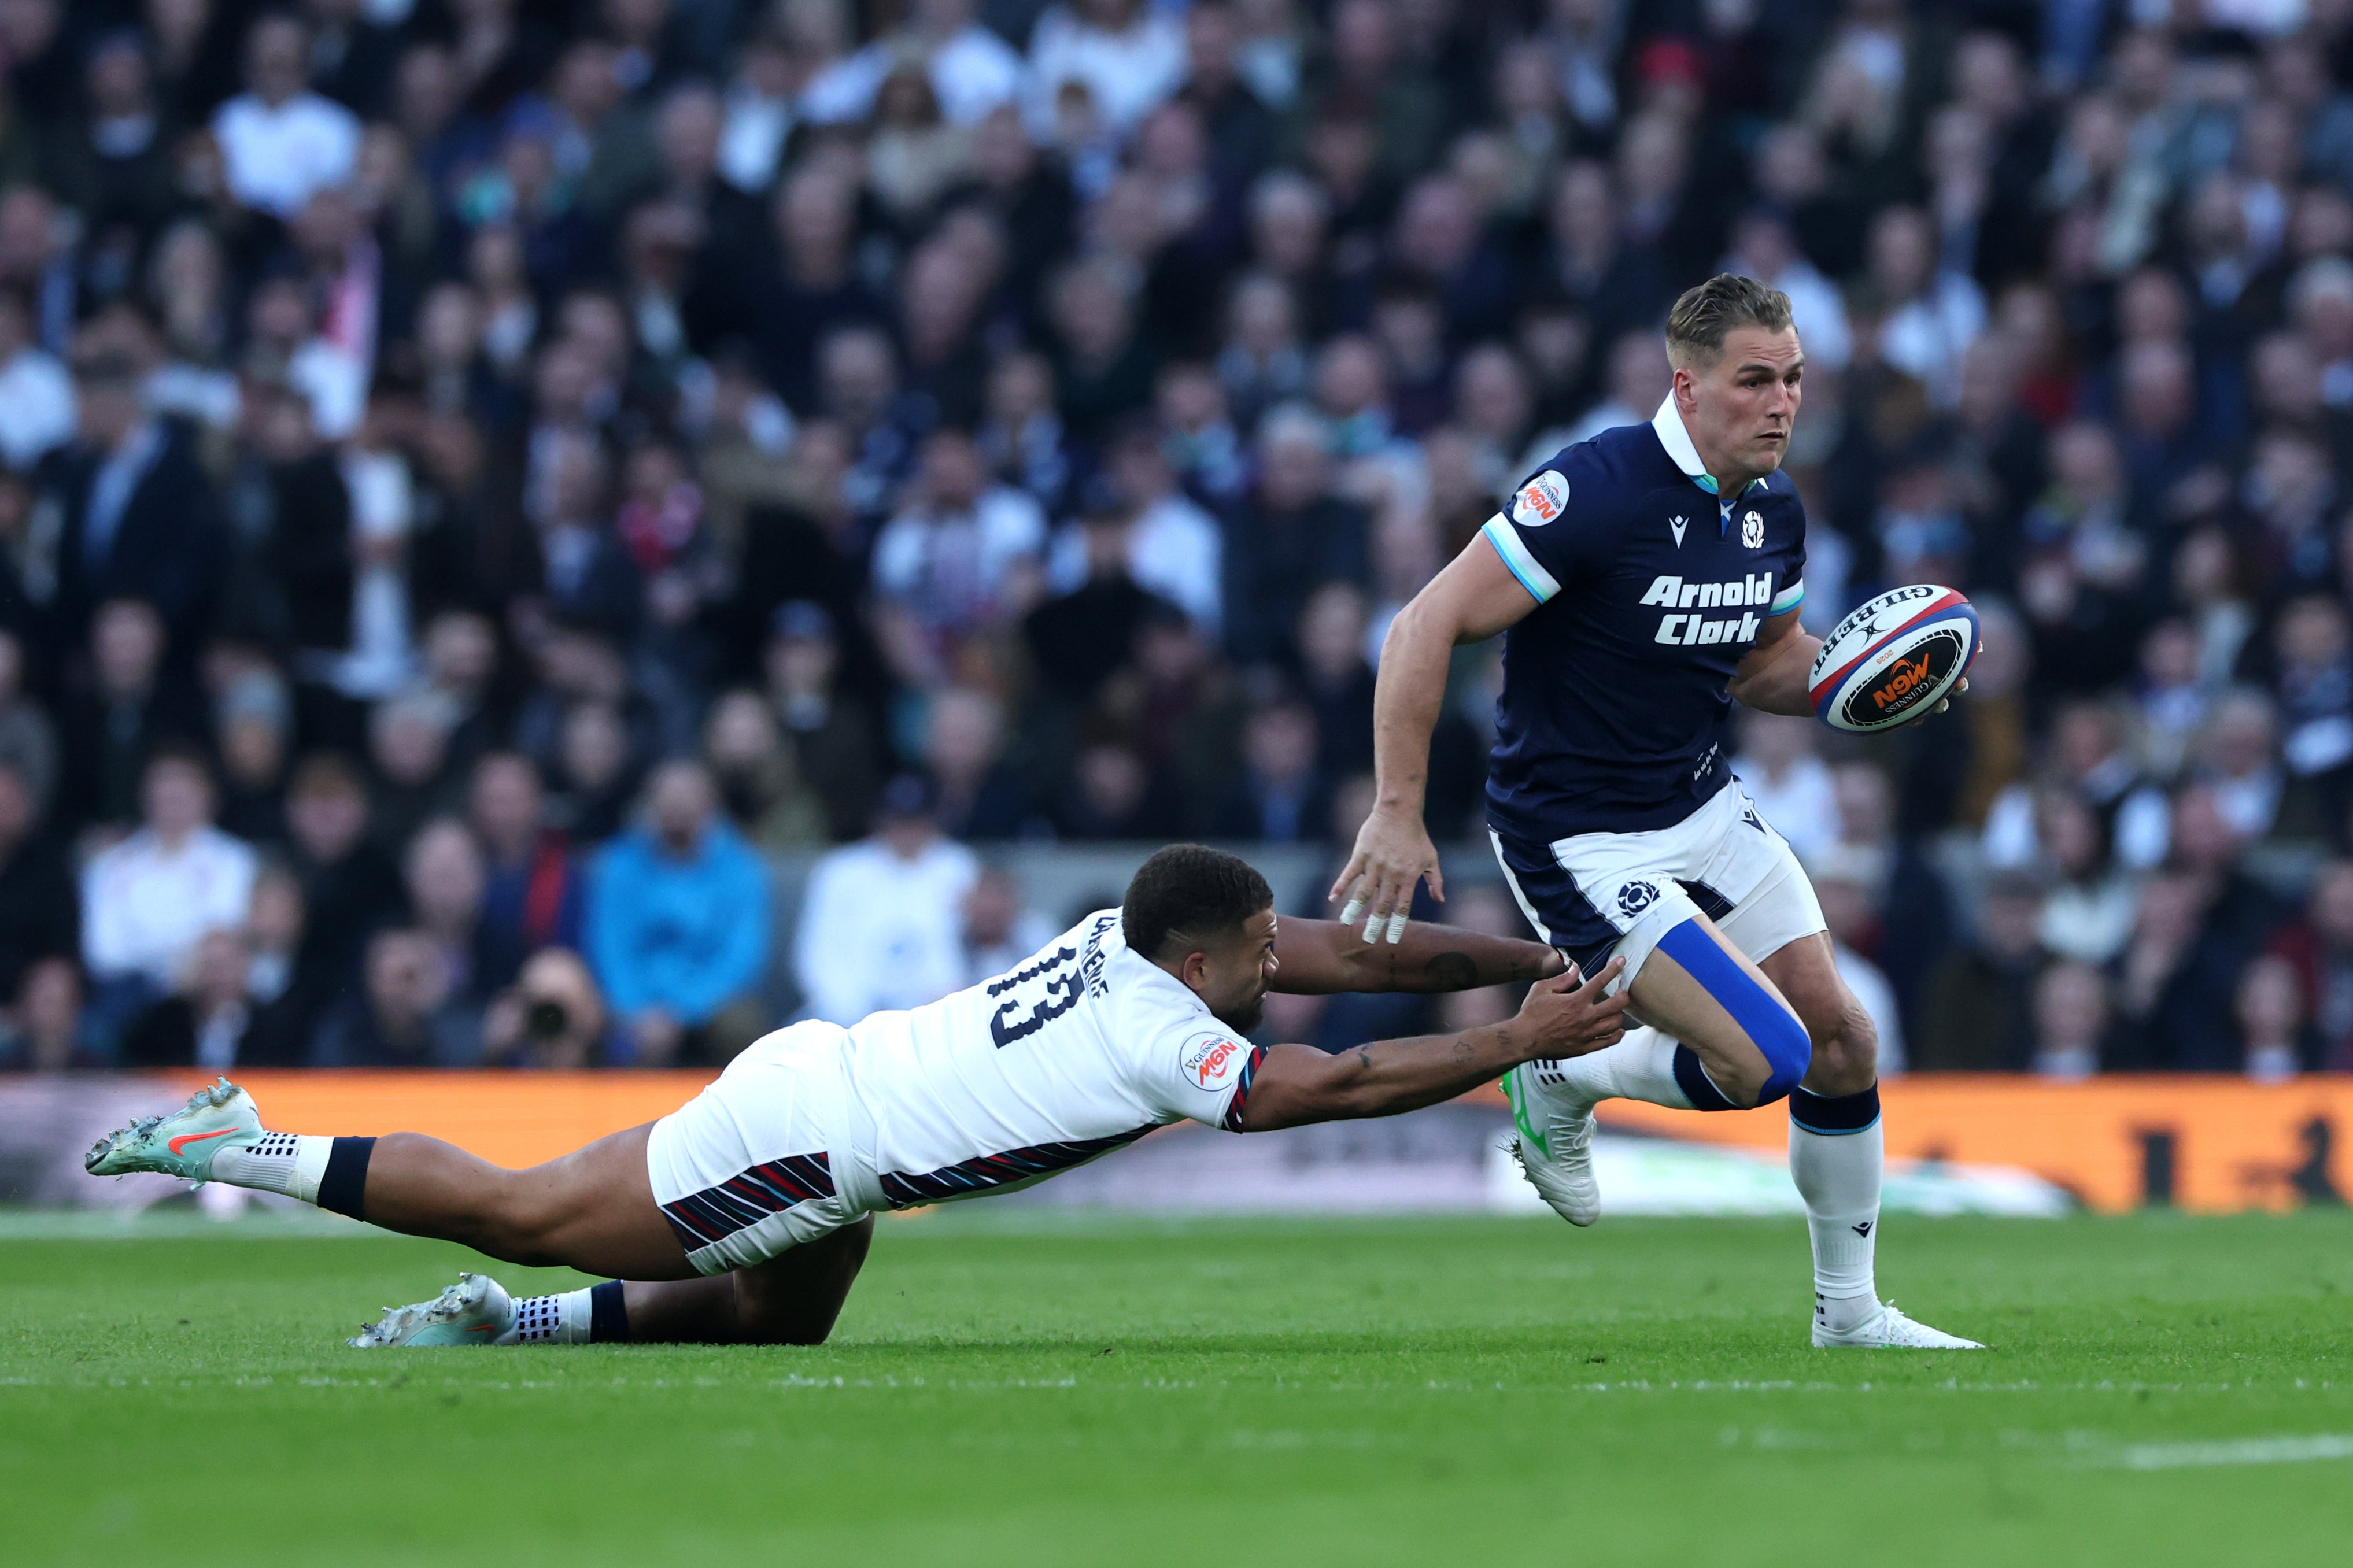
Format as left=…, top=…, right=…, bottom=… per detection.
left=1572, top=1077, right=2352, bottom=1214
left=160, top=1071, right=2353, bottom=1215
left=155, top=1070, right=716, bottom=1172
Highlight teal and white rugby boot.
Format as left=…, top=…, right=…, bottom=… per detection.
left=1504, top=1059, right=1600, bottom=1226
left=350, top=1274, right=518, bottom=1348
left=84, top=1077, right=265, bottom=1181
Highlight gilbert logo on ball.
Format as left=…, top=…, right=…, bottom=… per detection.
left=1807, top=585, right=1979, bottom=734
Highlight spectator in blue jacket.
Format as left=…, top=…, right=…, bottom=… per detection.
left=585, top=759, right=772, bottom=1066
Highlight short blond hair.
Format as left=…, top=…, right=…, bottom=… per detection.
left=1665, top=273, right=1794, bottom=368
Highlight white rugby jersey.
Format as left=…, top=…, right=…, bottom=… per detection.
left=837, top=909, right=1264, bottom=1208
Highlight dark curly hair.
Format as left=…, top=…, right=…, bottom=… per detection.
left=1121, top=845, right=1273, bottom=961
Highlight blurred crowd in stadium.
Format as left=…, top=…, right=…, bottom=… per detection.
left=5, top=0, right=2353, bottom=1079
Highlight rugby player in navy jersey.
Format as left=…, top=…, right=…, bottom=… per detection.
left=1333, top=274, right=1979, bottom=1349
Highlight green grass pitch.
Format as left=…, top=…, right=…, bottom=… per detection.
left=5, top=1209, right=2352, bottom=1565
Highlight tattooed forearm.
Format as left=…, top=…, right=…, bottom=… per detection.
left=1313, top=921, right=1564, bottom=994
left=1317, top=1022, right=1549, bottom=1122
left=1423, top=951, right=1478, bottom=992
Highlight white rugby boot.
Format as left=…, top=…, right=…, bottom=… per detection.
left=350, top=1273, right=518, bottom=1348
left=1503, top=1059, right=1600, bottom=1226
left=84, top=1077, right=264, bottom=1181
left=1812, top=1300, right=1984, bottom=1349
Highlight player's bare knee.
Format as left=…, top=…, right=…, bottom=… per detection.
left=730, top=1227, right=866, bottom=1346
left=1807, top=1000, right=1877, bottom=1095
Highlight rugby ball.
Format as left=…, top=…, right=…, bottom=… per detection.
left=1807, top=585, right=1978, bottom=734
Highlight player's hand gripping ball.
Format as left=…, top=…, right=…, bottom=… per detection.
left=1807, top=585, right=1979, bottom=734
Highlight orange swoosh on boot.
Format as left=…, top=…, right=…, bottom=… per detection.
left=167, top=1127, right=239, bottom=1156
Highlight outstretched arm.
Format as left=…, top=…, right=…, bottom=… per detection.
left=1329, top=537, right=1537, bottom=940
left=1270, top=915, right=1564, bottom=994
left=1237, top=957, right=1628, bottom=1131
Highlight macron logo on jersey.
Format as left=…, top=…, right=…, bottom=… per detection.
left=1641, top=572, right=1775, bottom=648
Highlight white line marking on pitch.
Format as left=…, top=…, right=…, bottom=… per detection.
left=2109, top=1435, right=2353, bottom=1470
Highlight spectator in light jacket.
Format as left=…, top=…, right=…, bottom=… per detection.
left=80, top=747, right=257, bottom=1044
left=586, top=759, right=771, bottom=1067
left=794, top=774, right=978, bottom=1026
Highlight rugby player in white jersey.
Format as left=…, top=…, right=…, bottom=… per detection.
left=87, top=845, right=1627, bottom=1346
left=1331, top=275, right=1979, bottom=1349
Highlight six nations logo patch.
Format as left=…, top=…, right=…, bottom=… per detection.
left=1180, top=1031, right=1246, bottom=1091
left=1512, top=469, right=1569, bottom=527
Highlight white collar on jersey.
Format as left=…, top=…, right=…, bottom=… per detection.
left=1650, top=394, right=1765, bottom=501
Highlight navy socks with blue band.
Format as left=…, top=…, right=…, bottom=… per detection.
left=588, top=1280, right=630, bottom=1342
left=1671, top=1044, right=1739, bottom=1110
left=1790, top=1082, right=1881, bottom=1136
left=315, top=1136, right=374, bottom=1221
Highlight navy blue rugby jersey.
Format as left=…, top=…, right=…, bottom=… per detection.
left=1480, top=397, right=1807, bottom=842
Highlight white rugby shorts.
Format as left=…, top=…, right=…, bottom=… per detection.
left=645, top=1021, right=880, bottom=1274
left=1488, top=780, right=1826, bottom=988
